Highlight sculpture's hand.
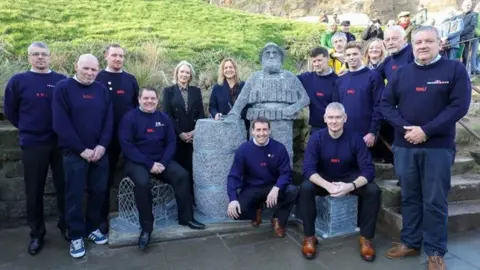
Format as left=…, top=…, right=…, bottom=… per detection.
left=282, top=106, right=296, bottom=117
left=223, top=113, right=239, bottom=123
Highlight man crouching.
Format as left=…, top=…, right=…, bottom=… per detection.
left=226, top=117, right=299, bottom=237
left=298, top=102, right=381, bottom=261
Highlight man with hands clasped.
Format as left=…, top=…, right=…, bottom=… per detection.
left=226, top=117, right=299, bottom=238
left=298, top=102, right=381, bottom=262
left=119, top=87, right=206, bottom=251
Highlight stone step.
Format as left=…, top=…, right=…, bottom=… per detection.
left=378, top=174, right=480, bottom=208
left=377, top=199, right=480, bottom=239
left=374, top=156, right=475, bottom=180
left=0, top=125, right=18, bottom=148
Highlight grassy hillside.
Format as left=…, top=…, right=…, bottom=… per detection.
left=0, top=0, right=363, bottom=99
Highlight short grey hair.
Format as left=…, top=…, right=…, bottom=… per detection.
left=27, top=42, right=50, bottom=55
left=173, top=60, right=195, bottom=84
left=412, top=26, right=441, bottom=42
left=259, top=42, right=285, bottom=64
left=385, top=25, right=406, bottom=39
left=325, top=102, right=346, bottom=114
left=331, top=32, right=347, bottom=43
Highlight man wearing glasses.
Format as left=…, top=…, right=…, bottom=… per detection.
left=3, top=42, right=68, bottom=255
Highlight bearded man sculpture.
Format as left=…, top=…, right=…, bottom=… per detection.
left=225, top=42, right=309, bottom=162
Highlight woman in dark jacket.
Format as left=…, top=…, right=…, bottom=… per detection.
left=208, top=58, right=249, bottom=136
left=162, top=60, right=205, bottom=180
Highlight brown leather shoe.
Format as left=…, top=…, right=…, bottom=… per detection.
left=302, top=236, right=317, bottom=259
left=385, top=243, right=421, bottom=259
left=271, top=218, right=285, bottom=238
left=251, top=208, right=262, bottom=227
left=428, top=256, right=446, bottom=270
left=359, top=236, right=376, bottom=261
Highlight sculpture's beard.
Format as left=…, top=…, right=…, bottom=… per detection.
left=262, top=60, right=282, bottom=73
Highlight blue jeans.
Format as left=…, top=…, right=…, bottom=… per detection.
left=64, top=152, right=109, bottom=240
left=393, top=146, right=454, bottom=257
left=471, top=38, right=479, bottom=72
left=447, top=48, right=458, bottom=60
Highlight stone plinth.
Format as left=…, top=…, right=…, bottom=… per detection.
left=192, top=119, right=246, bottom=220
left=315, top=195, right=359, bottom=238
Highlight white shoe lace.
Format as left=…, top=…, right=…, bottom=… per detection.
left=72, top=239, right=83, bottom=250
left=91, top=229, right=103, bottom=238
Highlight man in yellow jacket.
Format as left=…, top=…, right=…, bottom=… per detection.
left=328, top=32, right=348, bottom=75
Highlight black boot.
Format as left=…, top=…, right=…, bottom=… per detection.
left=28, top=238, right=44, bottom=255
left=138, top=231, right=151, bottom=250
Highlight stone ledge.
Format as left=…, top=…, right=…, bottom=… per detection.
left=108, top=214, right=279, bottom=248
left=378, top=174, right=480, bottom=208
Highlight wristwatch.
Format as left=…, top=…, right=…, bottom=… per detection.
left=351, top=182, right=357, bottom=190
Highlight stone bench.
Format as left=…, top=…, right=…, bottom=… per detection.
left=116, top=177, right=178, bottom=230
left=293, top=195, right=359, bottom=239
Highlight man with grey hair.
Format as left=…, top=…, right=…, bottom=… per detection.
left=439, top=8, right=464, bottom=60
left=3, top=42, right=68, bottom=255
left=225, top=42, right=309, bottom=164
left=377, top=25, right=415, bottom=81
left=329, top=32, right=347, bottom=74
left=381, top=26, right=470, bottom=270
left=299, top=102, right=379, bottom=261
left=52, top=54, right=113, bottom=259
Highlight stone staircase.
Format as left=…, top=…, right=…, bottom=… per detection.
left=375, top=157, right=480, bottom=239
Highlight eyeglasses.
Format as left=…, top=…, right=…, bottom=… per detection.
left=29, top=52, right=50, bottom=57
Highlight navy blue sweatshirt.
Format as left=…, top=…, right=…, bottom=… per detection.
left=119, top=108, right=176, bottom=170
left=303, top=129, right=375, bottom=182
left=95, top=70, right=139, bottom=125
left=380, top=58, right=471, bottom=149
left=3, top=71, right=66, bottom=146
left=377, top=44, right=414, bottom=81
left=52, top=78, right=114, bottom=154
left=298, top=71, right=338, bottom=128
left=334, top=67, right=385, bottom=135
left=227, top=139, right=292, bottom=202
left=208, top=81, right=246, bottom=118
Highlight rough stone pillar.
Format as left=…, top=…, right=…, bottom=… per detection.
left=269, top=120, right=294, bottom=167
left=192, top=119, right=246, bottom=219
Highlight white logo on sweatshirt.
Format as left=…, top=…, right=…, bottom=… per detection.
left=155, top=122, right=164, bottom=127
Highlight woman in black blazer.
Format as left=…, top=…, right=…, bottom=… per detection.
left=208, top=58, right=249, bottom=136
left=162, top=60, right=205, bottom=181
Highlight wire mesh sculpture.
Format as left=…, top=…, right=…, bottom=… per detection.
left=117, top=177, right=177, bottom=228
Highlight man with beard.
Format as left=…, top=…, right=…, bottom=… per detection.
left=298, top=47, right=338, bottom=134
left=334, top=41, right=385, bottom=149
left=382, top=26, right=470, bottom=270
left=299, top=102, right=380, bottom=261
left=226, top=117, right=298, bottom=237
left=225, top=42, right=309, bottom=164
left=3, top=42, right=68, bottom=255
left=52, top=54, right=113, bottom=258
left=95, top=44, right=139, bottom=234
left=119, top=86, right=205, bottom=251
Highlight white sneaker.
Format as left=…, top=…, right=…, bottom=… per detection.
left=88, top=229, right=108, bottom=245
left=69, top=239, right=86, bottom=258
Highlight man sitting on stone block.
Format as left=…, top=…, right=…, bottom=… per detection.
left=298, top=102, right=381, bottom=261
left=119, top=86, right=206, bottom=251
left=226, top=117, right=299, bottom=238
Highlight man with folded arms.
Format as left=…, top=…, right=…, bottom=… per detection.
left=119, top=86, right=205, bottom=251
left=298, top=102, right=380, bottom=262
left=226, top=117, right=298, bottom=237
left=381, top=26, right=471, bottom=270
left=52, top=54, right=113, bottom=258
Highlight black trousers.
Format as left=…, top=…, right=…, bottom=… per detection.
left=298, top=180, right=381, bottom=239
left=175, top=141, right=194, bottom=195
left=371, top=120, right=394, bottom=164
left=21, top=144, right=66, bottom=239
left=125, top=161, right=194, bottom=233
left=100, top=135, right=122, bottom=232
left=235, top=184, right=299, bottom=227
left=462, top=41, right=472, bottom=68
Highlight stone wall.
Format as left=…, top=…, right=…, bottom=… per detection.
left=212, top=0, right=462, bottom=24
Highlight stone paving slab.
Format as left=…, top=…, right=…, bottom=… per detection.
left=0, top=221, right=479, bottom=270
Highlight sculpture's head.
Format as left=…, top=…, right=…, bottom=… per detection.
left=138, top=86, right=159, bottom=113
left=251, top=116, right=271, bottom=146
left=324, top=102, right=347, bottom=133
left=259, top=42, right=284, bottom=73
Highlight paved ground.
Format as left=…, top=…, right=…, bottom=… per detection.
left=0, top=222, right=479, bottom=270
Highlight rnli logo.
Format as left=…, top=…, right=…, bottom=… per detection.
left=427, top=80, right=449, bottom=85
left=117, top=89, right=125, bottom=94
left=330, top=158, right=340, bottom=163
left=146, top=128, right=154, bottom=133
left=82, top=94, right=94, bottom=99
left=347, top=89, right=355, bottom=94
left=260, top=162, right=267, bottom=167
left=392, top=65, right=398, bottom=70
left=155, top=122, right=164, bottom=127
left=415, top=87, right=427, bottom=92
left=316, top=92, right=324, bottom=97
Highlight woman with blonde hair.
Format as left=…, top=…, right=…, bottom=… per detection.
left=363, top=38, right=388, bottom=70
left=162, top=60, right=205, bottom=188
